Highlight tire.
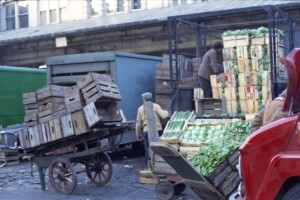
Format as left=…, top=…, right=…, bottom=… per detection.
left=282, top=183, right=300, bottom=200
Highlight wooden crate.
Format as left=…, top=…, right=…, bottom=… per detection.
left=251, top=37, right=265, bottom=45
left=222, top=48, right=236, bottom=61
left=224, top=74, right=236, bottom=88
left=262, top=85, right=271, bottom=100
left=77, top=72, right=112, bottom=90
left=83, top=101, right=122, bottom=128
left=60, top=114, right=75, bottom=138
left=39, top=108, right=67, bottom=123
left=223, top=35, right=236, bottom=48
left=18, top=127, right=31, bottom=149
left=238, top=86, right=259, bottom=100
left=22, top=91, right=37, bottom=105
left=237, top=59, right=251, bottom=73
left=24, top=113, right=38, bottom=127
left=250, top=45, right=264, bottom=59
left=224, top=87, right=237, bottom=100
left=49, top=117, right=63, bottom=141
left=226, top=100, right=238, bottom=113
left=64, top=85, right=85, bottom=113
left=0, top=149, right=19, bottom=166
left=207, top=150, right=240, bottom=196
left=251, top=58, right=264, bottom=71
left=246, top=99, right=259, bottom=113
left=236, top=46, right=249, bottom=60
left=36, top=85, right=67, bottom=101
left=236, top=34, right=250, bottom=46
left=71, top=110, right=90, bottom=135
left=28, top=125, right=41, bottom=147
left=212, top=87, right=221, bottom=99
left=82, top=80, right=121, bottom=104
left=40, top=122, right=51, bottom=143
left=239, top=100, right=248, bottom=113
left=238, top=72, right=252, bottom=87
left=195, top=98, right=224, bottom=115
left=223, top=61, right=234, bottom=74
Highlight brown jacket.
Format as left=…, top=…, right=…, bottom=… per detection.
left=135, top=103, right=169, bottom=138
left=198, top=48, right=221, bottom=80
left=251, top=97, right=286, bottom=133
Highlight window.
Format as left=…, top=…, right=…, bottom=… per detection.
left=50, top=9, right=57, bottom=23
left=172, top=0, right=187, bottom=6
left=18, top=1, right=28, bottom=28
left=5, top=3, right=15, bottom=30
left=147, top=1, right=163, bottom=9
left=117, top=0, right=124, bottom=12
left=91, top=0, right=100, bottom=15
left=106, top=1, right=116, bottom=14
left=39, top=0, right=67, bottom=25
left=131, top=0, right=141, bottom=10
left=40, top=11, right=47, bottom=25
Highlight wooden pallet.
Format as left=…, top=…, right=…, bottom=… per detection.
left=0, top=149, right=19, bottom=167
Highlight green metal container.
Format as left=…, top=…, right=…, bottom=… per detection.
left=0, top=66, right=46, bottom=127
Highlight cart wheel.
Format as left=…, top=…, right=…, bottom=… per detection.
left=48, top=158, right=77, bottom=195
left=85, top=152, right=113, bottom=186
left=155, top=181, right=174, bottom=200
left=174, top=183, right=186, bottom=195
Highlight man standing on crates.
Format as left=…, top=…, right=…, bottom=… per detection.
left=135, top=92, right=169, bottom=168
left=198, top=41, right=224, bottom=98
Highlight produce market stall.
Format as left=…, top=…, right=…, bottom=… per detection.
left=152, top=112, right=251, bottom=200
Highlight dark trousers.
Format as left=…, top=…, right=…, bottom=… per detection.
left=199, top=76, right=212, bottom=98
left=143, top=130, right=163, bottom=166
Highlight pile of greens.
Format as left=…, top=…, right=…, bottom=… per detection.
left=190, top=119, right=252, bottom=176
left=222, top=26, right=284, bottom=38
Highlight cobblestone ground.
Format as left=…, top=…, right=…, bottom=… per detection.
left=0, top=151, right=199, bottom=200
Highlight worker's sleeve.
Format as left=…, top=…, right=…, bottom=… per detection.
left=135, top=108, right=143, bottom=138
left=156, top=105, right=169, bottom=119
left=251, top=110, right=264, bottom=133
left=210, top=51, right=221, bottom=74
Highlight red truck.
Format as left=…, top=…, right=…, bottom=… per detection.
left=239, top=48, right=300, bottom=200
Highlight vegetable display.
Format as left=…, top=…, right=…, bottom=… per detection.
left=190, top=119, right=252, bottom=176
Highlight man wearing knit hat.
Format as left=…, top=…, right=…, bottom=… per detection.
left=136, top=92, right=169, bottom=167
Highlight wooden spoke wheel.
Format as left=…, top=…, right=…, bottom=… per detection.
left=155, top=181, right=174, bottom=200
left=48, top=158, right=77, bottom=195
left=85, top=152, right=113, bottom=186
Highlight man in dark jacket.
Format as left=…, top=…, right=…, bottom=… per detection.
left=198, top=41, right=223, bottom=97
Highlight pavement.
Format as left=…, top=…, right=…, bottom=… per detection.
left=0, top=150, right=199, bottom=200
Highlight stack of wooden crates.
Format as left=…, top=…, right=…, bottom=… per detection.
left=155, top=54, right=200, bottom=112
left=19, top=72, right=122, bottom=150
left=210, top=27, right=283, bottom=114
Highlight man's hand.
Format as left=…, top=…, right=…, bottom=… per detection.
left=217, top=74, right=223, bottom=82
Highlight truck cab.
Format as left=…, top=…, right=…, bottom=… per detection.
left=239, top=48, right=300, bottom=200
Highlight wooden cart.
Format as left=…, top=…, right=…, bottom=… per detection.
left=23, top=122, right=132, bottom=195
left=150, top=142, right=240, bottom=200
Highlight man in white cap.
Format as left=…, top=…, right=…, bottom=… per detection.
left=136, top=92, right=169, bottom=167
